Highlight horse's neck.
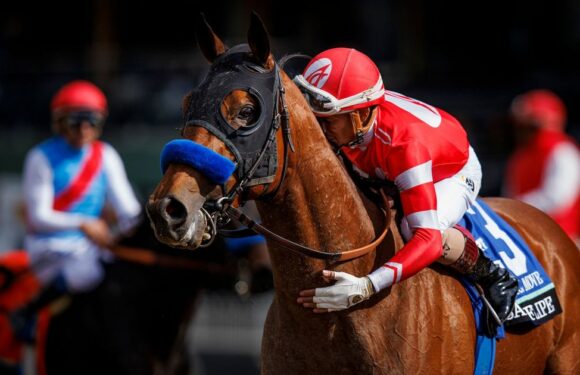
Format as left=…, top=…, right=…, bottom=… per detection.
left=256, top=79, right=381, bottom=292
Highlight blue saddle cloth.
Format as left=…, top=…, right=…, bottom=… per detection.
left=457, top=199, right=562, bottom=374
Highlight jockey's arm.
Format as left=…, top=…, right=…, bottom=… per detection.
left=367, top=142, right=442, bottom=291
left=23, top=149, right=97, bottom=232
left=102, top=144, right=142, bottom=235
left=298, top=142, right=443, bottom=312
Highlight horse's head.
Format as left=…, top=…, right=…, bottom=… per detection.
left=147, top=13, right=295, bottom=250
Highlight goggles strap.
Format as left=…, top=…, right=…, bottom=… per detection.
left=295, top=74, right=385, bottom=116
left=360, top=106, right=378, bottom=133
left=347, top=106, right=378, bottom=147
left=348, top=111, right=365, bottom=147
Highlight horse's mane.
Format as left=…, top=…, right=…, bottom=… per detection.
left=276, top=58, right=401, bottom=239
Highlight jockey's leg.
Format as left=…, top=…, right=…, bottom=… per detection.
left=10, top=273, right=68, bottom=343
left=440, top=225, right=518, bottom=330
left=403, top=215, right=518, bottom=335
left=60, top=245, right=105, bottom=293
left=10, top=243, right=105, bottom=343
left=422, top=147, right=516, bottom=335
left=439, top=227, right=469, bottom=266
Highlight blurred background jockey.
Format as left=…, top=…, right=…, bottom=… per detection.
left=503, top=89, right=579, bottom=244
left=11, top=80, right=141, bottom=342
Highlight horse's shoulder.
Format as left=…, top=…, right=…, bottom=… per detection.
left=380, top=263, right=471, bottom=316
left=382, top=267, right=475, bottom=348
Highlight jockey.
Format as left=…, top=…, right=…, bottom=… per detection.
left=294, top=48, right=518, bottom=333
left=11, top=80, right=141, bottom=341
left=503, top=90, right=579, bottom=243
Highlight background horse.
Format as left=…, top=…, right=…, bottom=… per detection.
left=1, top=214, right=249, bottom=375
left=146, top=13, right=580, bottom=374
left=43, top=217, right=235, bottom=375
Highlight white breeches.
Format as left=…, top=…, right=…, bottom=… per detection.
left=401, top=146, right=482, bottom=240
left=24, top=236, right=106, bottom=293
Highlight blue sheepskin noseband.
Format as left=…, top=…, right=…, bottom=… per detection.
left=160, top=140, right=236, bottom=185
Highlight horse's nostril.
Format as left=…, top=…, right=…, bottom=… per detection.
left=160, top=197, right=188, bottom=224
left=166, top=200, right=185, bottom=218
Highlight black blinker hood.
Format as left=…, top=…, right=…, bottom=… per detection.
left=184, top=44, right=279, bottom=184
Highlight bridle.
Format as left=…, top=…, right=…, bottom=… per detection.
left=164, top=47, right=391, bottom=263
left=224, top=191, right=391, bottom=262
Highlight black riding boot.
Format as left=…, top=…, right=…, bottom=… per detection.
left=447, top=226, right=519, bottom=337
left=10, top=275, right=67, bottom=343
left=469, top=251, right=519, bottom=325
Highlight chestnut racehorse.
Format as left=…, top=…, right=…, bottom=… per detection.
left=146, top=14, right=580, bottom=374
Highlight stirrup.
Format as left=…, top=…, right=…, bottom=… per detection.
left=474, top=283, right=502, bottom=326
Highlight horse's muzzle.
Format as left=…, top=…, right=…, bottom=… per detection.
left=146, top=195, right=208, bottom=249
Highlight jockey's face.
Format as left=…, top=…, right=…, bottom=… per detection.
left=57, top=110, right=104, bottom=148
left=317, top=112, right=356, bottom=147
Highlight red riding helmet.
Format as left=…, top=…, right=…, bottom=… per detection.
left=294, top=48, right=385, bottom=116
left=510, top=89, right=567, bottom=131
left=51, top=80, right=108, bottom=114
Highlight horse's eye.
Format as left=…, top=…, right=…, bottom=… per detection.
left=238, top=106, right=256, bottom=123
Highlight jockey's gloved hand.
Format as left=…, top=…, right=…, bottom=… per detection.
left=80, top=219, right=113, bottom=248
left=297, top=270, right=375, bottom=312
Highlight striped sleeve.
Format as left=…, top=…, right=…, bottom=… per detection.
left=368, top=142, right=442, bottom=292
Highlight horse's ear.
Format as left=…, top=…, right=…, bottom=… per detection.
left=248, top=11, right=273, bottom=68
left=195, top=13, right=226, bottom=63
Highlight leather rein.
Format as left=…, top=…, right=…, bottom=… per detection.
left=224, top=190, right=391, bottom=262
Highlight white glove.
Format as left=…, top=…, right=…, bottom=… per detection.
left=307, top=270, right=375, bottom=312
